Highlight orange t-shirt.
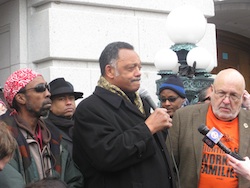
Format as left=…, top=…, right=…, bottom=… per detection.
left=198, top=106, right=239, bottom=188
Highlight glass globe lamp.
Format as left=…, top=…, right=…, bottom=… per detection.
left=154, top=48, right=179, bottom=75
left=166, top=5, right=207, bottom=44
left=186, top=46, right=212, bottom=70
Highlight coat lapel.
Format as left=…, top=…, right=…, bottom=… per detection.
left=238, top=109, right=250, bottom=157
left=192, top=104, right=209, bottom=176
left=124, top=99, right=146, bottom=117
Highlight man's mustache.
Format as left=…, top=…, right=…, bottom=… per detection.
left=131, top=78, right=141, bottom=82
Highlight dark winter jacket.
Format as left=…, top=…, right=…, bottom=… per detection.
left=73, top=86, right=175, bottom=188
left=45, top=112, right=74, bottom=157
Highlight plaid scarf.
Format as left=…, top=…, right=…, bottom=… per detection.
left=97, top=76, right=145, bottom=115
left=0, top=113, right=62, bottom=175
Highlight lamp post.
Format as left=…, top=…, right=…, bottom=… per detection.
left=155, top=5, right=215, bottom=104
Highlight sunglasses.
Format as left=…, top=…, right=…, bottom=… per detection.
left=159, top=96, right=179, bottom=103
left=19, top=83, right=50, bottom=93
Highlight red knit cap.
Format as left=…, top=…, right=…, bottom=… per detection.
left=4, top=68, right=41, bottom=106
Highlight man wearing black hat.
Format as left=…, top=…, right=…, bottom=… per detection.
left=158, top=75, right=188, bottom=118
left=44, top=78, right=83, bottom=156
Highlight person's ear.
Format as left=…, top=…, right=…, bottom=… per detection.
left=15, top=93, right=26, bottom=105
left=211, top=84, right=214, bottom=92
left=105, top=64, right=115, bottom=79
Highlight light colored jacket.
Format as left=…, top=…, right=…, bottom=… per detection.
left=3, top=136, right=83, bottom=188
left=169, top=103, right=250, bottom=188
left=0, top=114, right=83, bottom=188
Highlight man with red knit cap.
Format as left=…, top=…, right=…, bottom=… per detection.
left=0, top=68, right=83, bottom=187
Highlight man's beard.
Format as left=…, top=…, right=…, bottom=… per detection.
left=26, top=102, right=50, bottom=118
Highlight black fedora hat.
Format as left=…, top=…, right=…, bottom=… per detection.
left=49, top=78, right=83, bottom=100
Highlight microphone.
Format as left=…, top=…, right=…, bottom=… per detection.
left=139, top=88, right=157, bottom=110
left=198, top=124, right=244, bottom=161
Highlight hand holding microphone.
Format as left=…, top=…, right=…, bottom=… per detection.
left=139, top=88, right=172, bottom=134
left=227, top=154, right=250, bottom=180
left=145, top=108, right=172, bottom=134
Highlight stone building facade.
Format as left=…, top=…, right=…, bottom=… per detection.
left=0, top=0, right=216, bottom=103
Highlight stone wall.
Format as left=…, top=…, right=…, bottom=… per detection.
left=0, top=0, right=215, bottom=104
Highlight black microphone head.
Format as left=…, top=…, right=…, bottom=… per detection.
left=198, top=124, right=210, bottom=135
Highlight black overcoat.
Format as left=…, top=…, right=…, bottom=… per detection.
left=73, top=86, right=175, bottom=188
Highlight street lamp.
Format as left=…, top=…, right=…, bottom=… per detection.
left=154, top=48, right=179, bottom=75
left=155, top=5, right=214, bottom=104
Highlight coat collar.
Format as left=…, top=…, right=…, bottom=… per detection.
left=238, top=108, right=250, bottom=157
left=191, top=103, right=209, bottom=177
left=94, top=86, right=146, bottom=118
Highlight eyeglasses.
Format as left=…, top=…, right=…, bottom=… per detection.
left=201, top=96, right=211, bottom=102
left=214, top=89, right=241, bottom=102
left=19, top=83, right=50, bottom=93
left=159, top=96, right=179, bottom=103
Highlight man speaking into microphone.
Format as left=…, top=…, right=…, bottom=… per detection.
left=73, top=41, right=175, bottom=188
left=169, top=68, right=250, bottom=188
